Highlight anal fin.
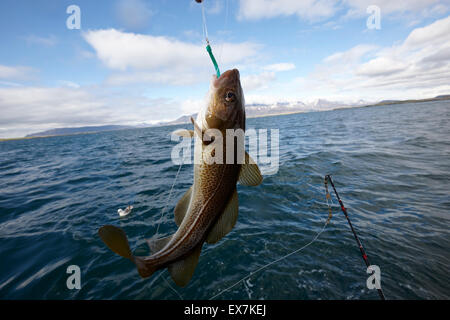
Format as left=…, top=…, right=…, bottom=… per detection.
left=206, top=188, right=239, bottom=244
left=168, top=244, right=202, bottom=287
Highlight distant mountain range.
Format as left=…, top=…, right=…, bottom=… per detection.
left=22, top=94, right=450, bottom=138
left=25, top=125, right=134, bottom=137
left=244, top=98, right=370, bottom=117
left=364, top=94, right=450, bottom=107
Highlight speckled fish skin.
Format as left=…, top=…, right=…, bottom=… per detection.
left=136, top=69, right=245, bottom=275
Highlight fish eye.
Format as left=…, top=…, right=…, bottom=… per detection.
left=225, top=91, right=235, bottom=102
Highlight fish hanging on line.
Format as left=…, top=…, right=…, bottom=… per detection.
left=98, top=69, right=262, bottom=287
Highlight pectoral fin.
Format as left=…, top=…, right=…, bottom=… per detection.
left=238, top=152, right=263, bottom=186
left=174, top=186, right=192, bottom=226
left=190, top=117, right=212, bottom=143
left=190, top=117, right=203, bottom=138
left=168, top=244, right=202, bottom=287
left=173, top=129, right=194, bottom=138
left=206, top=189, right=239, bottom=244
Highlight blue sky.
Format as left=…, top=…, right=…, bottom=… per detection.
left=0, top=0, right=449, bottom=138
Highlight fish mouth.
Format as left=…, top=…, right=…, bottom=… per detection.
left=220, top=69, right=239, bottom=80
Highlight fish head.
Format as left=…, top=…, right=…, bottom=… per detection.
left=203, top=69, right=245, bottom=131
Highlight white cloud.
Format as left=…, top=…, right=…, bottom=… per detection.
left=189, top=0, right=224, bottom=15
left=57, top=80, right=81, bottom=88
left=0, top=65, right=36, bottom=81
left=238, top=0, right=338, bottom=21
left=403, top=14, right=450, bottom=48
left=83, top=29, right=261, bottom=85
left=105, top=71, right=200, bottom=86
left=297, top=15, right=450, bottom=100
left=244, top=94, right=286, bottom=105
left=263, top=63, right=296, bottom=72
left=323, top=44, right=377, bottom=64
left=238, top=0, right=449, bottom=22
left=24, top=35, right=57, bottom=47
left=206, top=0, right=223, bottom=15
left=0, top=81, right=23, bottom=87
left=181, top=98, right=206, bottom=115
left=0, top=87, right=105, bottom=130
left=115, top=0, right=153, bottom=30
left=0, top=28, right=265, bottom=138
left=355, top=57, right=407, bottom=77
left=241, top=71, right=276, bottom=91
left=182, top=29, right=202, bottom=40
left=84, top=29, right=197, bottom=71
left=343, top=0, right=448, bottom=18
left=0, top=86, right=186, bottom=138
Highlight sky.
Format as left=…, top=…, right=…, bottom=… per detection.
left=0, top=0, right=449, bottom=138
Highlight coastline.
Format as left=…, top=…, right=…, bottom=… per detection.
left=1, top=95, right=449, bottom=142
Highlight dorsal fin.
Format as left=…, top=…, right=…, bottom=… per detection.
left=168, top=244, right=203, bottom=287
left=174, top=186, right=193, bottom=226
left=239, top=152, right=263, bottom=186
left=206, top=189, right=239, bottom=244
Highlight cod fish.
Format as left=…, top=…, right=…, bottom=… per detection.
left=98, top=69, right=262, bottom=287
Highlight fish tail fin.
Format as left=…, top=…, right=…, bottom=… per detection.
left=98, top=225, right=134, bottom=259
left=98, top=225, right=158, bottom=279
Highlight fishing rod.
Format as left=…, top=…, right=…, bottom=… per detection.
left=325, top=174, right=386, bottom=300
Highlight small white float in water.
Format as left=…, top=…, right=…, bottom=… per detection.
left=118, top=205, right=133, bottom=217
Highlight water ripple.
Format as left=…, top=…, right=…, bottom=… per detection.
left=0, top=101, right=449, bottom=299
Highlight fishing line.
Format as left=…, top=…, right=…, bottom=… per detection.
left=201, top=1, right=209, bottom=41
left=151, top=163, right=184, bottom=300
left=200, top=0, right=221, bottom=78
left=209, top=218, right=331, bottom=300
left=163, top=270, right=184, bottom=300
left=209, top=181, right=334, bottom=300
left=154, top=161, right=183, bottom=236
